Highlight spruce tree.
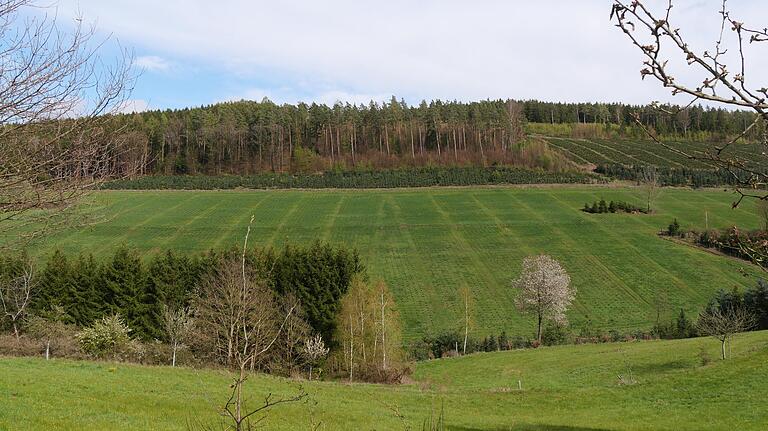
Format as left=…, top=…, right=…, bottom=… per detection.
left=101, top=247, right=147, bottom=338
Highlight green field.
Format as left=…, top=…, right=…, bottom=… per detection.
left=1, top=331, right=767, bottom=430
left=24, top=186, right=762, bottom=340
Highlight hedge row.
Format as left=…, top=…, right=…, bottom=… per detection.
left=102, top=167, right=605, bottom=190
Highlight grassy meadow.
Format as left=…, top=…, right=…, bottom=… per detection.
left=21, top=185, right=763, bottom=340
left=1, top=331, right=767, bottom=430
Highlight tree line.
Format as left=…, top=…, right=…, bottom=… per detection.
left=0, top=242, right=414, bottom=382
left=39, top=97, right=762, bottom=180
left=109, top=98, right=527, bottom=176
left=0, top=243, right=362, bottom=346
left=523, top=100, right=764, bottom=139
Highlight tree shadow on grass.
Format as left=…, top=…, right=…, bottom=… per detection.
left=631, top=359, right=692, bottom=375
left=448, top=425, right=615, bottom=431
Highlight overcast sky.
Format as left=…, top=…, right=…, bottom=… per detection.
left=28, top=1, right=768, bottom=111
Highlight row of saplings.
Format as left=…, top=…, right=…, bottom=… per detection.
left=582, top=199, right=647, bottom=214
left=0, top=242, right=408, bottom=384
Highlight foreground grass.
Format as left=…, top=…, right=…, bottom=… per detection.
left=1, top=331, right=767, bottom=430
left=15, top=186, right=763, bottom=340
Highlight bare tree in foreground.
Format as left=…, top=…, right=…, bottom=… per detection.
left=0, top=0, right=134, bottom=246
left=0, top=259, right=35, bottom=338
left=611, top=0, right=768, bottom=207
left=697, top=306, right=756, bottom=360
left=512, top=255, right=574, bottom=343
left=192, top=217, right=306, bottom=430
left=162, top=304, right=193, bottom=367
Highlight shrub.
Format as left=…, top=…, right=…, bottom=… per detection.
left=541, top=322, right=571, bottom=346
left=582, top=199, right=646, bottom=214
left=668, top=219, right=681, bottom=236
left=76, top=314, right=132, bottom=358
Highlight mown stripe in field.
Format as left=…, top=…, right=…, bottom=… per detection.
left=90, top=193, right=205, bottom=257
left=208, top=192, right=274, bottom=251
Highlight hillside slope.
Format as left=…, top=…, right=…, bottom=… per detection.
left=23, top=186, right=763, bottom=340
left=1, top=331, right=767, bottom=430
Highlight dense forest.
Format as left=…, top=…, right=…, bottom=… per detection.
left=98, top=98, right=763, bottom=177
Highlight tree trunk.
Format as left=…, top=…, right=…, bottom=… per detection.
left=45, top=340, right=50, bottom=360
left=381, top=292, right=387, bottom=371
left=537, top=313, right=543, bottom=343
left=410, top=126, right=415, bottom=159
left=463, top=298, right=469, bottom=355
left=721, top=338, right=727, bottom=360
left=349, top=318, right=354, bottom=381
left=172, top=341, right=177, bottom=367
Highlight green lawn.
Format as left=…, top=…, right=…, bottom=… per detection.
left=23, top=186, right=763, bottom=340
left=1, top=331, right=767, bottom=430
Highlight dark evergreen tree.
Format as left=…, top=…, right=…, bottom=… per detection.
left=745, top=280, right=768, bottom=330
left=100, top=248, right=148, bottom=338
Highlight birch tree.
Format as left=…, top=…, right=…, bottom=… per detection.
left=512, top=255, right=574, bottom=343
left=335, top=278, right=403, bottom=382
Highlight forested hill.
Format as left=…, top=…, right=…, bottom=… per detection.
left=103, top=98, right=763, bottom=177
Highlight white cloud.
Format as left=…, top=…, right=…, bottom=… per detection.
left=135, top=55, right=171, bottom=72
left=46, top=1, right=768, bottom=105
left=118, top=99, right=150, bottom=113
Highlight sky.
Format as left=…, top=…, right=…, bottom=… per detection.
left=22, top=0, right=768, bottom=112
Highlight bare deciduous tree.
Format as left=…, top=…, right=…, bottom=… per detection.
left=640, top=165, right=660, bottom=213
left=162, top=304, right=193, bottom=367
left=192, top=217, right=306, bottom=431
left=336, top=277, right=404, bottom=383
left=0, top=0, right=135, bottom=246
left=304, top=334, right=329, bottom=381
left=26, top=304, right=69, bottom=359
left=611, top=0, right=768, bottom=207
left=277, top=293, right=311, bottom=376
left=0, top=258, right=35, bottom=338
left=458, top=286, right=474, bottom=355
left=697, top=306, right=756, bottom=360
left=512, top=255, right=575, bottom=343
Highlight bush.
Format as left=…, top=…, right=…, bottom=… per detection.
left=76, top=314, right=132, bottom=359
left=541, top=322, right=571, bottom=346
left=582, top=199, right=646, bottom=214
left=668, top=219, right=681, bottom=236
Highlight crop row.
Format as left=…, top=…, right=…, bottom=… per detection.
left=543, top=137, right=765, bottom=169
